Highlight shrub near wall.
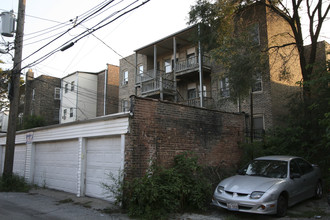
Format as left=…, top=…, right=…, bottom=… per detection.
left=125, top=96, right=245, bottom=181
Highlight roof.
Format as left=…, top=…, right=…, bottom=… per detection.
left=134, top=25, right=198, bottom=56
left=255, top=155, right=300, bottom=161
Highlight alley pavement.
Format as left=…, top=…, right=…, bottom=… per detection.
left=0, top=188, right=329, bottom=220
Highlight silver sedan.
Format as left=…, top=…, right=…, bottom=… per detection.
left=212, top=155, right=323, bottom=217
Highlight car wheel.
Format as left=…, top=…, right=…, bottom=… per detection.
left=276, top=195, right=288, bottom=217
left=314, top=181, right=323, bottom=199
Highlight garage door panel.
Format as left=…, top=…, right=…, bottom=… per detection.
left=13, top=145, right=26, bottom=177
left=34, top=140, right=78, bottom=194
left=85, top=136, right=122, bottom=201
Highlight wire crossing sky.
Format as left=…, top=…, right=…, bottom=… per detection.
left=0, top=0, right=196, bottom=78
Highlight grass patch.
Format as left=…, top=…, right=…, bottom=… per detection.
left=0, top=174, right=31, bottom=192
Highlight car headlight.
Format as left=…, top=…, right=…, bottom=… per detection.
left=217, top=186, right=224, bottom=194
left=250, top=191, right=264, bottom=199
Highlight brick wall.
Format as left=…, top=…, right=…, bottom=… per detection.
left=125, top=96, right=245, bottom=180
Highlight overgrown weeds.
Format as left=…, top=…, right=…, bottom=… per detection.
left=0, top=174, right=31, bottom=192
left=103, top=152, right=214, bottom=220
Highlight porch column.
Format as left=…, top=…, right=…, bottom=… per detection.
left=135, top=52, right=138, bottom=95
left=173, top=37, right=177, bottom=102
left=198, top=24, right=204, bottom=107
left=154, top=45, right=163, bottom=100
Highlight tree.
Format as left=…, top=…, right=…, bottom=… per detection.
left=189, top=0, right=329, bottom=104
left=0, top=63, right=10, bottom=111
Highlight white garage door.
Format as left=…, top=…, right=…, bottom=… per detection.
left=85, top=136, right=122, bottom=201
left=34, top=140, right=78, bottom=194
left=13, top=145, right=26, bottom=177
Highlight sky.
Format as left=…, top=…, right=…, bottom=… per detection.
left=0, top=0, right=329, bottom=79
left=0, top=0, right=197, bottom=78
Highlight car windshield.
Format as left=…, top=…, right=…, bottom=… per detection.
left=239, top=160, right=288, bottom=178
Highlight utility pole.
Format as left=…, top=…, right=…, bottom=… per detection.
left=3, top=0, right=26, bottom=177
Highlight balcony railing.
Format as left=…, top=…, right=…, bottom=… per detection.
left=141, top=77, right=175, bottom=95
left=175, top=55, right=211, bottom=73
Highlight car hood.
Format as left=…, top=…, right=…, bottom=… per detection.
left=220, top=175, right=283, bottom=194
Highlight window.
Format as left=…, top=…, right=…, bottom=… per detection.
left=198, top=85, right=207, bottom=98
left=122, top=70, right=128, bottom=85
left=137, top=65, right=144, bottom=82
left=63, top=109, right=67, bottom=120
left=54, top=87, right=61, bottom=100
left=70, top=108, right=73, bottom=117
left=187, top=88, right=197, bottom=100
left=164, top=59, right=172, bottom=73
left=252, top=73, right=262, bottom=92
left=249, top=23, right=260, bottom=45
left=65, top=83, right=69, bottom=93
left=253, top=115, right=264, bottom=139
left=187, top=53, right=196, bottom=66
left=121, top=99, right=129, bottom=112
left=220, top=78, right=230, bottom=97
left=32, top=89, right=35, bottom=100
left=71, top=81, right=74, bottom=91
left=295, top=158, right=313, bottom=175
left=20, top=94, right=25, bottom=104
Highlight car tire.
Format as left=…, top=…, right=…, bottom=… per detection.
left=276, top=195, right=288, bottom=217
left=314, top=181, right=323, bottom=199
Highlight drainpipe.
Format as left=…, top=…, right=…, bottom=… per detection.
left=103, top=67, right=107, bottom=116
left=198, top=24, right=204, bottom=107
left=173, top=37, right=177, bottom=102
left=154, top=45, right=162, bottom=100
left=135, top=52, right=138, bottom=96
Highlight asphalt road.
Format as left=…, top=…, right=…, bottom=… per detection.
left=0, top=189, right=329, bottom=220
left=0, top=192, right=126, bottom=220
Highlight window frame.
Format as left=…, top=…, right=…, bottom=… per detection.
left=220, top=77, right=230, bottom=98
left=54, top=87, right=61, bottom=100
left=69, top=107, right=73, bottom=118
left=122, top=70, right=128, bottom=85
left=65, top=83, right=69, bottom=93
left=71, top=81, right=75, bottom=91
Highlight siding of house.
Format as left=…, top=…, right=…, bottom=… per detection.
left=125, top=96, right=245, bottom=180
left=61, top=72, right=98, bottom=123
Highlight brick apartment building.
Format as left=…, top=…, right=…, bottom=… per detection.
left=119, top=2, right=302, bottom=136
left=23, top=70, right=61, bottom=126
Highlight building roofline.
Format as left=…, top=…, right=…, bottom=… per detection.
left=134, top=24, right=198, bottom=53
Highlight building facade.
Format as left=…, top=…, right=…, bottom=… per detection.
left=119, top=3, right=303, bottom=137
left=61, top=64, right=119, bottom=124
left=60, top=71, right=98, bottom=124
left=23, top=70, right=61, bottom=126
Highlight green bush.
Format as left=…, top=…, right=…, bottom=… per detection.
left=122, top=152, right=212, bottom=220
left=0, top=174, right=31, bottom=192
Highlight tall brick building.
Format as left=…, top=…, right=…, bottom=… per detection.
left=119, top=2, right=303, bottom=136
left=23, top=70, right=61, bottom=126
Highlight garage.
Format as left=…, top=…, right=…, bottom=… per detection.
left=85, top=136, right=122, bottom=201
left=13, top=145, right=26, bottom=177
left=34, top=140, right=78, bottom=194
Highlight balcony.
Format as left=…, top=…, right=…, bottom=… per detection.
left=138, top=69, right=175, bottom=96
left=175, top=55, right=211, bottom=76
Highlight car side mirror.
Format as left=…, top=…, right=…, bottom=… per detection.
left=290, top=173, right=301, bottom=179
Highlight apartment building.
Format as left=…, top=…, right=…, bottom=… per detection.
left=119, top=2, right=303, bottom=137
left=60, top=64, right=119, bottom=124
left=23, top=70, right=61, bottom=126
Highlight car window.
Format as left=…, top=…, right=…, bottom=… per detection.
left=295, top=158, right=313, bottom=175
left=290, top=160, right=301, bottom=176
left=242, top=160, right=287, bottom=178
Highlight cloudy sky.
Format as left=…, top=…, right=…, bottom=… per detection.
left=0, top=0, right=329, bottom=79
left=0, top=0, right=196, bottom=78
